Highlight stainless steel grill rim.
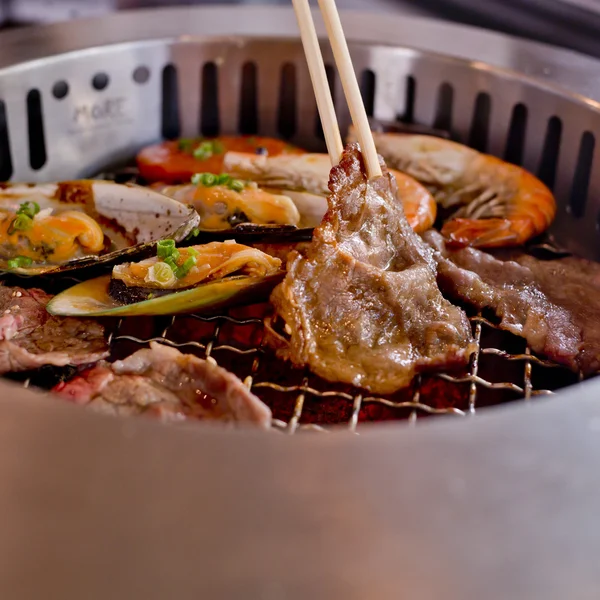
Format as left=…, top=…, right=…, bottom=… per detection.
left=0, top=6, right=598, bottom=429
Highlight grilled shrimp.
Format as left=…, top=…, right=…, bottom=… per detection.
left=353, top=129, right=556, bottom=248
left=223, top=152, right=437, bottom=233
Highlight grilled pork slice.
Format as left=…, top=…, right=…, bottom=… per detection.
left=266, top=144, right=475, bottom=394
left=53, top=341, right=272, bottom=428
left=0, top=285, right=109, bottom=374
left=425, top=230, right=600, bottom=374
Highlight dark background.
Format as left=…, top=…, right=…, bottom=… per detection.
left=2, top=0, right=600, bottom=59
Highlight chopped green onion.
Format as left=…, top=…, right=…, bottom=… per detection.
left=171, top=248, right=180, bottom=262
left=175, top=256, right=197, bottom=279
left=201, top=173, right=217, bottom=187
left=192, top=172, right=217, bottom=187
left=212, top=141, right=225, bottom=155
left=178, top=138, right=196, bottom=152
left=229, top=179, right=245, bottom=193
left=17, top=201, right=40, bottom=219
left=8, top=213, right=33, bottom=234
left=163, top=256, right=178, bottom=272
left=7, top=255, right=33, bottom=269
left=185, top=227, right=201, bottom=242
left=157, top=239, right=176, bottom=259
left=193, top=141, right=214, bottom=160
left=216, top=174, right=231, bottom=186
left=187, top=247, right=199, bottom=257
left=151, top=261, right=175, bottom=285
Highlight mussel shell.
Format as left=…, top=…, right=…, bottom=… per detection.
left=186, top=224, right=314, bottom=245
left=46, top=272, right=285, bottom=317
left=0, top=181, right=201, bottom=276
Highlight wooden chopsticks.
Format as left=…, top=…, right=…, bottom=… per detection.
left=292, top=0, right=382, bottom=179
left=291, top=0, right=344, bottom=167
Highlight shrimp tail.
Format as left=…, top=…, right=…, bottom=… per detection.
left=442, top=218, right=534, bottom=249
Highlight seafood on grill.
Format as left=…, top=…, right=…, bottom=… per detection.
left=53, top=342, right=272, bottom=428
left=426, top=230, right=600, bottom=375
left=0, top=285, right=109, bottom=374
left=151, top=174, right=308, bottom=232
left=349, top=128, right=556, bottom=248
left=265, top=143, right=476, bottom=394
left=137, top=135, right=304, bottom=183
left=47, top=240, right=283, bottom=317
left=0, top=180, right=200, bottom=275
left=224, top=151, right=437, bottom=234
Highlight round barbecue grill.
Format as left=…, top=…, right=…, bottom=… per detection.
left=1, top=6, right=600, bottom=599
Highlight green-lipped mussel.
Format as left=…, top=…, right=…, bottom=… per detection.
left=46, top=240, right=284, bottom=317
left=151, top=172, right=326, bottom=243
left=0, top=180, right=200, bottom=275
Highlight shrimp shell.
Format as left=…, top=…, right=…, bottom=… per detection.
left=349, top=128, right=556, bottom=248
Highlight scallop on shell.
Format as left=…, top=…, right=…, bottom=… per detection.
left=0, top=180, right=200, bottom=275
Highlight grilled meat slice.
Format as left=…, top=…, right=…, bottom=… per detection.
left=0, top=285, right=109, bottom=374
left=266, top=144, right=475, bottom=394
left=504, top=251, right=600, bottom=374
left=424, top=230, right=600, bottom=374
left=53, top=341, right=272, bottom=427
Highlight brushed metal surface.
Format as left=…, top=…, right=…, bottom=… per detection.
left=0, top=381, right=600, bottom=599
left=1, top=10, right=600, bottom=256
left=0, top=8, right=598, bottom=598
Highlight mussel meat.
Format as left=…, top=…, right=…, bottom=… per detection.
left=151, top=174, right=302, bottom=229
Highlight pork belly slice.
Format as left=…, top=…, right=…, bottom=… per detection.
left=53, top=341, right=272, bottom=428
left=425, top=230, right=600, bottom=375
left=0, top=285, right=109, bottom=374
left=266, top=144, right=475, bottom=395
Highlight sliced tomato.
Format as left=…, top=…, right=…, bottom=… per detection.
left=136, top=136, right=305, bottom=183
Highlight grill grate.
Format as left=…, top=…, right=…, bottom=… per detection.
left=95, top=304, right=575, bottom=430
left=8, top=267, right=579, bottom=432
left=0, top=31, right=597, bottom=427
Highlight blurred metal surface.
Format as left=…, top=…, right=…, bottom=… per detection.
left=1, top=379, right=600, bottom=599
left=2, top=0, right=434, bottom=25
left=0, top=7, right=597, bottom=598
left=415, top=0, right=600, bottom=58
left=1, top=5, right=600, bottom=98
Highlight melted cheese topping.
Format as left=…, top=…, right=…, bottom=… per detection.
left=112, top=241, right=282, bottom=290
left=0, top=209, right=105, bottom=264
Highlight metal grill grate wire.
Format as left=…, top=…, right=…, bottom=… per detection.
left=1, top=265, right=577, bottom=430
left=56, top=303, right=568, bottom=431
